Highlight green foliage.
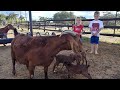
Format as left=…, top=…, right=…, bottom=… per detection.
left=100, top=11, right=120, bottom=26
left=0, top=14, right=6, bottom=25
left=53, top=11, right=76, bottom=24
left=0, top=12, right=25, bottom=25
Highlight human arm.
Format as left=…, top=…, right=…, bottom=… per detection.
left=89, top=21, right=95, bottom=35
left=94, top=21, right=104, bottom=36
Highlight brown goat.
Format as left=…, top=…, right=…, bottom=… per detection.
left=64, top=62, right=92, bottom=79
left=53, top=53, right=83, bottom=73
left=11, top=31, right=82, bottom=79
left=80, top=50, right=88, bottom=65
left=53, top=49, right=88, bottom=73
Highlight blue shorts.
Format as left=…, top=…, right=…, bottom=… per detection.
left=90, top=36, right=99, bottom=44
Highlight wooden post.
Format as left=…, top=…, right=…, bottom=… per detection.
left=29, top=11, right=33, bottom=36
left=68, top=25, right=69, bottom=30
left=44, top=21, right=46, bottom=32
left=28, top=21, right=29, bottom=30
left=39, top=21, right=40, bottom=30
left=25, top=11, right=27, bottom=21
left=74, top=19, right=75, bottom=24
left=113, top=11, right=117, bottom=37
left=55, top=23, right=56, bottom=30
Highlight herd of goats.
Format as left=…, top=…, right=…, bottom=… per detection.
left=0, top=24, right=92, bottom=79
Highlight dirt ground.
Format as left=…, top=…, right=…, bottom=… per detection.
left=0, top=39, right=120, bottom=79
left=0, top=29, right=120, bottom=79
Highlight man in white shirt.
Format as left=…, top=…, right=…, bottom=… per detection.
left=89, top=11, right=104, bottom=54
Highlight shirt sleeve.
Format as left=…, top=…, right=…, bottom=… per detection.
left=89, top=21, right=92, bottom=28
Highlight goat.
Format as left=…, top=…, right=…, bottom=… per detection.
left=11, top=30, right=82, bottom=79
left=53, top=53, right=83, bottom=73
left=64, top=62, right=92, bottom=79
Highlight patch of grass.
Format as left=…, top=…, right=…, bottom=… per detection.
left=82, top=36, right=90, bottom=42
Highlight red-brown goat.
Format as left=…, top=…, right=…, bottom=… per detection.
left=11, top=31, right=82, bottom=79
left=64, top=62, right=92, bottom=79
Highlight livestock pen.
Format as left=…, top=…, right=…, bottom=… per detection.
left=0, top=17, right=120, bottom=79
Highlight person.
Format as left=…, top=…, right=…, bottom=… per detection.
left=89, top=11, right=104, bottom=54
left=72, top=17, right=84, bottom=42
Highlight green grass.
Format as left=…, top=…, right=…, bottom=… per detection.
left=82, top=37, right=90, bottom=42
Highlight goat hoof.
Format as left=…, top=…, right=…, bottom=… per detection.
left=53, top=70, right=57, bottom=74
left=68, top=76, right=70, bottom=79
left=30, top=75, right=34, bottom=79
left=12, top=71, right=16, bottom=76
left=45, top=78, right=48, bottom=79
left=45, top=77, right=48, bottom=79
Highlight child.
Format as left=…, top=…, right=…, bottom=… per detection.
left=89, top=11, right=104, bottom=54
left=72, top=17, right=84, bottom=42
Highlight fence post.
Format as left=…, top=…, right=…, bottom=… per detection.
left=68, top=25, right=69, bottom=30
left=28, top=21, right=29, bottom=30
left=74, top=19, right=75, bottom=24
left=39, top=21, right=40, bottom=30
left=55, top=23, right=56, bottom=30
left=113, top=28, right=116, bottom=37
left=44, top=21, right=46, bottom=32
left=29, top=11, right=33, bottom=36
left=113, top=11, right=118, bottom=37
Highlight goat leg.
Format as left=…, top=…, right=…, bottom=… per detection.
left=76, top=58, right=80, bottom=65
left=28, top=63, right=35, bottom=79
left=60, top=63, right=65, bottom=71
left=53, top=61, right=59, bottom=73
left=85, top=59, right=87, bottom=65
left=81, top=56, right=84, bottom=65
left=12, top=59, right=16, bottom=75
left=44, top=66, right=48, bottom=79
left=83, top=56, right=87, bottom=65
left=26, top=64, right=29, bottom=69
left=84, top=56, right=88, bottom=65
left=67, top=69, right=71, bottom=79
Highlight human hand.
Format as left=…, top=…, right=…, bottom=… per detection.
left=92, top=33, right=95, bottom=36
left=92, top=27, right=96, bottom=31
left=94, top=32, right=98, bottom=36
left=92, top=32, right=97, bottom=36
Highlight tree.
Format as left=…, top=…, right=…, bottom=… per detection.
left=39, top=16, right=52, bottom=24
left=0, top=14, right=6, bottom=25
left=100, top=11, right=120, bottom=26
left=6, top=12, right=18, bottom=24
left=19, top=15, right=25, bottom=23
left=53, top=11, right=76, bottom=24
left=39, top=16, right=47, bottom=21
left=78, top=16, right=88, bottom=26
left=80, top=16, right=86, bottom=20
